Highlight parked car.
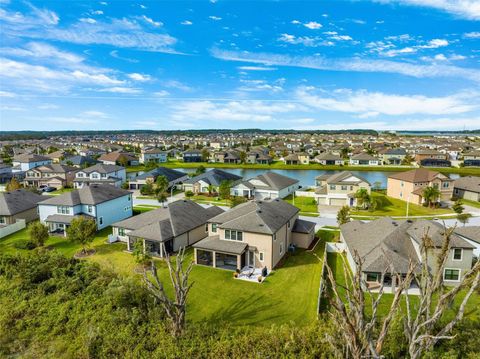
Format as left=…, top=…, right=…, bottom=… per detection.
left=42, top=186, right=57, bottom=192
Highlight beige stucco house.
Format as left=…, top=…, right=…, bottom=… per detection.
left=387, top=168, right=453, bottom=205
left=193, top=199, right=316, bottom=271
left=313, top=171, right=371, bottom=206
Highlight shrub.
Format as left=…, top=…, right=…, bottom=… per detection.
left=13, top=239, right=37, bottom=250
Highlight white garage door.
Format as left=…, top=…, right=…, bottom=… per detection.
left=329, top=198, right=346, bottom=206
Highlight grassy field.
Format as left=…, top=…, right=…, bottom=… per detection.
left=351, top=191, right=454, bottom=217
left=189, top=194, right=232, bottom=207
left=460, top=198, right=480, bottom=209
left=284, top=195, right=319, bottom=216
left=0, top=227, right=329, bottom=326
left=126, top=160, right=480, bottom=176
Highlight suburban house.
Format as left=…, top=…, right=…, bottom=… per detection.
left=454, top=227, right=480, bottom=258
left=12, top=154, right=52, bottom=173
left=183, top=169, right=242, bottom=194
left=284, top=152, right=310, bottom=165
left=313, top=171, right=371, bottom=206
left=139, top=148, right=167, bottom=164
left=193, top=199, right=316, bottom=271
left=387, top=168, right=453, bottom=204
left=98, top=151, right=139, bottom=166
left=340, top=217, right=475, bottom=291
left=0, top=189, right=45, bottom=226
left=314, top=153, right=344, bottom=166
left=61, top=155, right=98, bottom=168
left=231, top=171, right=300, bottom=199
left=213, top=150, right=242, bottom=164
left=462, top=151, right=480, bottom=167
left=111, top=200, right=224, bottom=257
left=129, top=167, right=188, bottom=190
left=38, top=184, right=132, bottom=235
left=183, top=150, right=203, bottom=163
left=73, top=164, right=126, bottom=188
left=453, top=176, right=480, bottom=202
left=246, top=151, right=273, bottom=164
left=415, top=150, right=451, bottom=167
left=382, top=148, right=407, bottom=165
left=24, top=164, right=78, bottom=189
left=45, top=150, right=67, bottom=163
left=349, top=153, right=381, bottom=166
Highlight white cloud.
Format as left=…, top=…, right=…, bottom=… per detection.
left=295, top=86, right=478, bottom=117
left=127, top=73, right=151, bottom=81
left=464, top=31, right=480, bottom=38
left=304, top=21, right=322, bottom=29
left=38, top=103, right=59, bottom=109
left=291, top=20, right=301, bottom=24
left=211, top=48, right=480, bottom=82
left=1, top=42, right=84, bottom=63
left=163, top=80, right=193, bottom=92
left=278, top=33, right=322, bottom=47
left=71, top=70, right=123, bottom=85
left=81, top=110, right=109, bottom=118
left=237, top=66, right=277, bottom=71
left=238, top=79, right=284, bottom=93
left=109, top=50, right=139, bottom=63
left=153, top=90, right=170, bottom=97
left=80, top=18, right=96, bottom=24
left=181, top=20, right=193, bottom=25
left=0, top=90, right=16, bottom=97
left=92, top=10, right=104, bottom=15
left=375, top=1, right=480, bottom=21
left=98, top=87, right=141, bottom=94
left=140, top=15, right=162, bottom=27
left=209, top=16, right=222, bottom=21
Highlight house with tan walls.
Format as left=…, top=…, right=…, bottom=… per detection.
left=193, top=199, right=316, bottom=271
left=313, top=171, right=371, bottom=206
left=111, top=199, right=224, bottom=257
left=387, top=168, right=453, bottom=205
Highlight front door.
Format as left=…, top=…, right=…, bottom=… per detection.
left=248, top=250, right=255, bottom=268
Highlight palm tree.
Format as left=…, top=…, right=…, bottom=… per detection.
left=422, top=186, right=441, bottom=207
left=355, top=188, right=371, bottom=209
left=207, top=184, right=215, bottom=196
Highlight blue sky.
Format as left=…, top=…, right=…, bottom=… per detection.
left=0, top=0, right=479, bottom=131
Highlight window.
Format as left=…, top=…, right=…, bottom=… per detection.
left=329, top=184, right=336, bottom=190
left=128, top=195, right=131, bottom=201
left=0, top=217, right=5, bottom=224
left=443, top=182, right=449, bottom=188
left=280, top=244, right=283, bottom=255
left=444, top=269, right=460, bottom=281
left=259, top=252, right=264, bottom=261
left=366, top=273, right=379, bottom=282
left=401, top=181, right=404, bottom=187
left=57, top=206, right=70, bottom=215
left=119, top=228, right=125, bottom=236
left=453, top=248, right=462, bottom=261
left=273, top=233, right=277, bottom=241
left=287, top=220, right=290, bottom=228
left=212, top=223, right=217, bottom=232
left=341, top=185, right=348, bottom=191
left=225, top=229, right=243, bottom=241
left=91, top=173, right=99, bottom=179
left=99, top=217, right=103, bottom=225
left=87, top=205, right=93, bottom=213
left=205, top=223, right=208, bottom=232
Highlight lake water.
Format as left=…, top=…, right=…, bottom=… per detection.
left=128, top=167, right=461, bottom=189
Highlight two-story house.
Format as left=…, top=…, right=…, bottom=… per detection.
left=128, top=167, right=188, bottom=190
left=313, top=171, right=371, bottom=206
left=231, top=171, right=300, bottom=199
left=38, top=184, right=132, bottom=235
left=183, top=150, right=203, bottom=163
left=349, top=153, right=381, bottom=166
left=415, top=150, right=451, bottom=167
left=340, top=218, right=475, bottom=292
left=387, top=168, right=453, bottom=205
left=462, top=151, right=480, bottom=167
left=139, top=148, right=167, bottom=164
left=193, top=199, right=316, bottom=271
left=98, top=151, right=139, bottom=166
left=382, top=148, right=407, bottom=165
left=284, top=152, right=310, bottom=165
left=12, top=154, right=52, bottom=173
left=111, top=200, right=223, bottom=256
left=73, top=164, right=126, bottom=188
left=24, top=164, right=77, bottom=189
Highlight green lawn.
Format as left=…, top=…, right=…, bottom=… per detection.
left=0, top=227, right=330, bottom=326
left=351, top=191, right=454, bottom=217
left=190, top=194, right=232, bottom=207
left=285, top=195, right=319, bottom=216
left=460, top=198, right=480, bottom=209
left=126, top=160, right=480, bottom=176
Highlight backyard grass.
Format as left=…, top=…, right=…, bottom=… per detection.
left=460, top=198, right=480, bottom=209
left=351, top=191, right=454, bottom=217
left=285, top=195, right=319, bottom=216
left=126, top=160, right=480, bottom=176
left=190, top=194, right=232, bottom=207
left=0, top=227, right=330, bottom=326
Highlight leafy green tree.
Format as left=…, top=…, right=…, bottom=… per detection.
left=231, top=196, right=247, bottom=207
left=118, top=156, right=129, bottom=168
left=185, top=190, right=194, bottom=198
left=132, top=240, right=151, bottom=266
left=140, top=181, right=154, bottom=195
left=66, top=217, right=97, bottom=254
left=195, top=165, right=206, bottom=176
left=457, top=213, right=472, bottom=227
left=401, top=154, right=414, bottom=165
left=337, top=205, right=351, bottom=225
left=28, top=222, right=49, bottom=247
left=422, top=186, right=441, bottom=208
left=6, top=177, right=21, bottom=191
left=121, top=181, right=129, bottom=190
left=201, top=149, right=210, bottom=162
left=156, top=191, right=168, bottom=206
left=219, top=180, right=232, bottom=200
left=239, top=151, right=247, bottom=164
left=355, top=188, right=372, bottom=210
left=452, top=200, right=464, bottom=214
left=340, top=147, right=350, bottom=159
left=207, top=184, right=215, bottom=196
left=155, top=175, right=169, bottom=194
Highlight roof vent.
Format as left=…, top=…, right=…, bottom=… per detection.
left=257, top=210, right=262, bottom=213
left=407, top=220, right=413, bottom=223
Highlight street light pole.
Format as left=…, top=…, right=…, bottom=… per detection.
left=170, top=185, right=176, bottom=202
left=406, top=193, right=411, bottom=219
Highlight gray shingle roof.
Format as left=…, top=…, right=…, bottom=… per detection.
left=407, top=220, right=475, bottom=249
left=193, top=235, right=248, bottom=255
left=351, top=153, right=378, bottom=161
left=135, top=167, right=186, bottom=182
left=183, top=169, right=242, bottom=186
left=454, top=227, right=480, bottom=244
left=13, top=154, right=51, bottom=163
left=249, top=171, right=298, bottom=190
left=0, top=189, right=45, bottom=216
left=39, top=184, right=131, bottom=206
left=210, top=199, right=299, bottom=234
left=45, top=213, right=94, bottom=224
left=292, top=218, right=316, bottom=234
left=321, top=171, right=370, bottom=185
left=79, top=164, right=124, bottom=174
left=115, top=200, right=224, bottom=242
left=454, top=176, right=480, bottom=194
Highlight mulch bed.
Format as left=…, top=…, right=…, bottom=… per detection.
left=73, top=249, right=96, bottom=258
